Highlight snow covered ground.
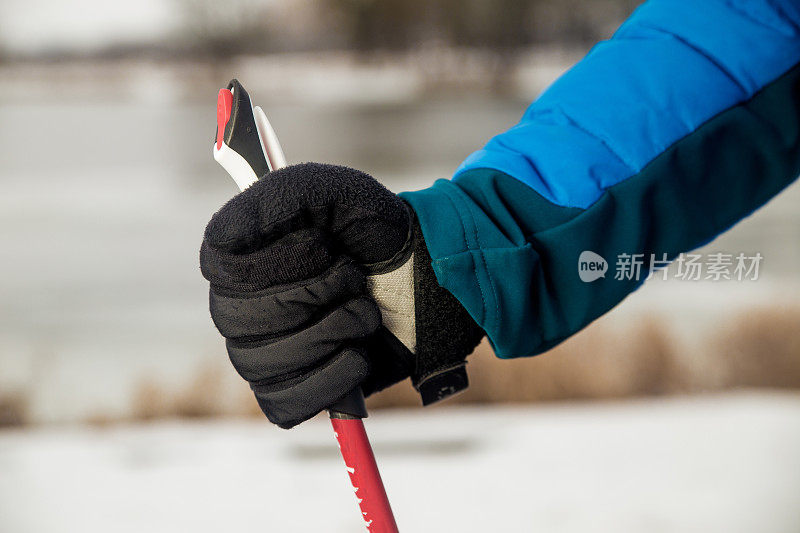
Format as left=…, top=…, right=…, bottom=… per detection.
left=2, top=392, right=799, bottom=533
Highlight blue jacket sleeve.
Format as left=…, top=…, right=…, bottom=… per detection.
left=400, top=0, right=800, bottom=358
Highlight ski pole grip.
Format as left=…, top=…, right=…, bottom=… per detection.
left=329, top=389, right=368, bottom=419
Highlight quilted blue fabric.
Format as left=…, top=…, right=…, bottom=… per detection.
left=455, top=0, right=800, bottom=209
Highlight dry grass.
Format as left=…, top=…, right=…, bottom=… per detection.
left=0, top=391, right=29, bottom=427
left=172, top=364, right=228, bottom=419
left=369, top=316, right=682, bottom=409
left=131, top=379, right=173, bottom=421
left=125, top=306, right=800, bottom=420
left=469, top=317, right=679, bottom=403
left=131, top=362, right=261, bottom=422
left=715, top=306, right=800, bottom=389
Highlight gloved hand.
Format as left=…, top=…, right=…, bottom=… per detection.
left=200, top=163, right=484, bottom=428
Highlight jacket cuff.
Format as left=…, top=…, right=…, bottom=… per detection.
left=401, top=180, right=490, bottom=326
left=401, top=179, right=542, bottom=358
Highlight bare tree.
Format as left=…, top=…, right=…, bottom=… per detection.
left=175, top=0, right=274, bottom=60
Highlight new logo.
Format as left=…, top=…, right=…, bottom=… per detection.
left=578, top=251, right=607, bottom=282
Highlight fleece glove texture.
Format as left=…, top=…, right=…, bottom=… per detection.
left=201, top=163, right=484, bottom=428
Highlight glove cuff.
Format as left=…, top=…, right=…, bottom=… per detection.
left=360, top=207, right=486, bottom=404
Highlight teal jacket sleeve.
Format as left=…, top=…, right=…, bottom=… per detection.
left=400, top=0, right=800, bottom=358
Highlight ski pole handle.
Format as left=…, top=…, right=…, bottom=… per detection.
left=215, top=81, right=371, bottom=423
left=213, top=79, right=398, bottom=532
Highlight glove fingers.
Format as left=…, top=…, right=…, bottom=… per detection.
left=204, top=163, right=409, bottom=267
left=209, top=257, right=365, bottom=338
left=201, top=227, right=332, bottom=290
left=251, top=347, right=370, bottom=429
left=226, top=296, right=381, bottom=381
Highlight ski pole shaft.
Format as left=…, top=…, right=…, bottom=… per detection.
left=328, top=390, right=398, bottom=531
left=330, top=414, right=399, bottom=532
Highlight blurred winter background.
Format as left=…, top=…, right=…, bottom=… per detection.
left=1, top=0, right=799, bottom=531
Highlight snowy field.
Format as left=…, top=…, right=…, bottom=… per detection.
left=2, top=392, right=799, bottom=533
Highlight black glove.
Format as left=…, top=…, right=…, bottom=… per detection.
left=200, top=163, right=484, bottom=428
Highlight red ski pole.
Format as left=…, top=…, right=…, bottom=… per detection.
left=213, top=79, right=399, bottom=532
left=329, top=394, right=399, bottom=532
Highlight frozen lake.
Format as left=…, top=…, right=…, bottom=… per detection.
left=1, top=70, right=799, bottom=423
left=0, top=92, right=535, bottom=422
